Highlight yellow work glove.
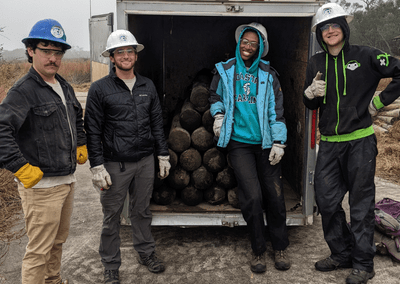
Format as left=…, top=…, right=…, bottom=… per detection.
left=77, top=145, right=88, bottom=164
left=14, top=163, right=44, bottom=189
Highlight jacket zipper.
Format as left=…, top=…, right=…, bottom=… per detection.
left=334, top=57, right=340, bottom=136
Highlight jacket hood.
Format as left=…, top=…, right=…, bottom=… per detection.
left=316, top=16, right=350, bottom=53
left=235, top=27, right=264, bottom=74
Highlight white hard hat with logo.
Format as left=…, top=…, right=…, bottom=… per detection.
left=311, top=3, right=354, bottom=32
left=102, top=30, right=144, bottom=57
left=235, top=22, right=269, bottom=57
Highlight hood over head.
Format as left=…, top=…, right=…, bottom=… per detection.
left=235, top=27, right=264, bottom=74
left=316, top=16, right=350, bottom=53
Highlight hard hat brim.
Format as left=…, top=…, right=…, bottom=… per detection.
left=21, top=36, right=72, bottom=50
left=311, top=15, right=354, bottom=32
left=102, top=44, right=144, bottom=57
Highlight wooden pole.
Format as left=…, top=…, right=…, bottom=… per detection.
left=190, top=83, right=210, bottom=113
left=202, top=109, right=214, bottom=134
left=166, top=166, right=190, bottom=190
left=191, top=165, right=214, bottom=191
left=168, top=114, right=191, bottom=153
left=216, top=167, right=237, bottom=189
left=179, top=148, right=202, bottom=172
left=191, top=126, right=214, bottom=152
left=179, top=100, right=202, bottom=133
left=376, top=115, right=398, bottom=125
left=203, top=147, right=226, bottom=173
left=181, top=185, right=203, bottom=206
left=204, top=185, right=226, bottom=205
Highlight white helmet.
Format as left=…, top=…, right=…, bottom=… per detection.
left=235, top=22, right=269, bottom=57
left=101, top=30, right=144, bottom=57
left=311, top=3, right=354, bottom=32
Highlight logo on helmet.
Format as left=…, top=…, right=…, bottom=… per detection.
left=50, top=26, right=64, bottom=39
left=119, top=35, right=127, bottom=42
left=322, top=8, right=333, bottom=17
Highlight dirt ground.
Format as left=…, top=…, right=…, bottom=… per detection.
left=1, top=162, right=400, bottom=284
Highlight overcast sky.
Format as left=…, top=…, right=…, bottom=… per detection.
left=1, top=0, right=116, bottom=51
left=2, top=0, right=367, bottom=52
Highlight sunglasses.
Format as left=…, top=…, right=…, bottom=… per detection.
left=320, top=23, right=341, bottom=32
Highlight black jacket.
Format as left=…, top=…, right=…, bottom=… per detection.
left=84, top=68, right=168, bottom=167
left=303, top=17, right=400, bottom=139
left=0, top=67, right=86, bottom=176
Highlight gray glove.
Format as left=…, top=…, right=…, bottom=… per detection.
left=158, top=156, right=171, bottom=179
left=213, top=114, right=224, bottom=137
left=90, top=164, right=112, bottom=190
left=368, top=97, right=378, bottom=117
left=269, top=144, right=286, bottom=165
left=304, top=72, right=326, bottom=100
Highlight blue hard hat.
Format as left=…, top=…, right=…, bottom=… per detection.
left=22, top=19, right=71, bottom=49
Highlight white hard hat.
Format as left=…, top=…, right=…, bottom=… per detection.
left=235, top=22, right=269, bottom=57
left=102, top=30, right=144, bottom=57
left=311, top=3, right=354, bottom=32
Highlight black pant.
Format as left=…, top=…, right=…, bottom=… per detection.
left=228, top=140, right=289, bottom=255
left=315, top=135, right=377, bottom=272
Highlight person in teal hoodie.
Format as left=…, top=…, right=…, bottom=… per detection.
left=209, top=22, right=290, bottom=273
left=303, top=3, right=400, bottom=284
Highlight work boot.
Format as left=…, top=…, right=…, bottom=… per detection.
left=138, top=251, right=165, bottom=273
left=103, top=269, right=120, bottom=284
left=315, top=256, right=352, bottom=272
left=346, top=269, right=375, bottom=284
left=250, top=252, right=266, bottom=273
left=274, top=250, right=291, bottom=270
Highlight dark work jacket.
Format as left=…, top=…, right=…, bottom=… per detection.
left=84, top=68, right=168, bottom=168
left=0, top=67, right=86, bottom=175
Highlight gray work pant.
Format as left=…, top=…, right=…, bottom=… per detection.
left=99, top=154, right=155, bottom=270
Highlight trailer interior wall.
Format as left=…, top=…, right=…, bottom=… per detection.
left=129, top=15, right=311, bottom=198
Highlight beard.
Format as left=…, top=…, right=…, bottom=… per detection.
left=115, top=60, right=135, bottom=72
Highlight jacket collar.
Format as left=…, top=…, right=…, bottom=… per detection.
left=28, top=66, right=67, bottom=88
left=110, top=67, right=145, bottom=88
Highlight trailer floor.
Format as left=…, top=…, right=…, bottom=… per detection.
left=149, top=177, right=301, bottom=214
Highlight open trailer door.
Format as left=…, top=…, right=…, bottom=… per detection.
left=114, top=0, right=320, bottom=227
left=89, top=12, right=113, bottom=82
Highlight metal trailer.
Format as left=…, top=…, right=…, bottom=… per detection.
left=89, top=0, right=322, bottom=227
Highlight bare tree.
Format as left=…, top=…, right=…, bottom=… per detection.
left=0, top=27, right=5, bottom=61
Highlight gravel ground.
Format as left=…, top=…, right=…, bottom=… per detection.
left=2, top=162, right=400, bottom=284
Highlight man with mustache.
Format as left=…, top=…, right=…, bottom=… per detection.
left=84, top=30, right=170, bottom=284
left=0, top=19, right=87, bottom=284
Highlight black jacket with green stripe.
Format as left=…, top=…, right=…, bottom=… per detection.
left=303, top=16, right=400, bottom=141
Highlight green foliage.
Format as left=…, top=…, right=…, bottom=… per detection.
left=339, top=0, right=400, bottom=55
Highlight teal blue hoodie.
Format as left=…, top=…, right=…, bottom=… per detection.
left=209, top=39, right=287, bottom=149
left=231, top=28, right=265, bottom=144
